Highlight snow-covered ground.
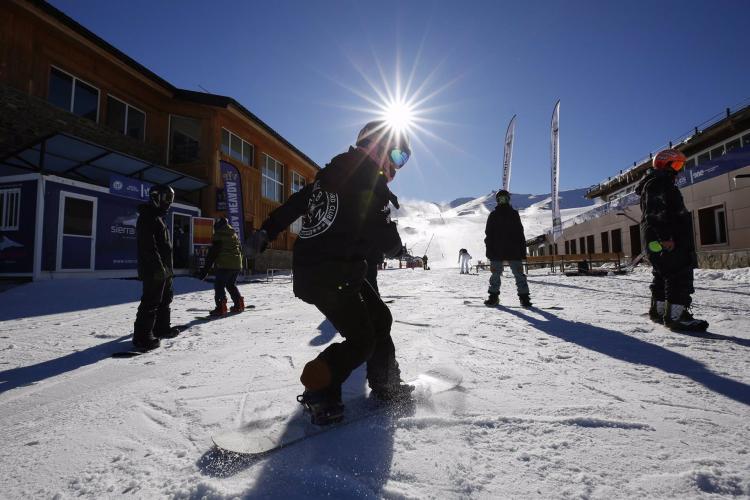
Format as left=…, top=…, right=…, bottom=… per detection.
left=1, top=266, right=749, bottom=499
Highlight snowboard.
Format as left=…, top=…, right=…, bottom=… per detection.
left=211, top=367, right=463, bottom=456
left=463, top=300, right=562, bottom=310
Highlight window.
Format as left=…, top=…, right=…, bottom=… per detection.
left=63, top=197, right=94, bottom=236
left=601, top=231, right=610, bottom=253
left=0, top=188, right=21, bottom=231
left=221, top=128, right=254, bottom=166
left=710, top=146, right=724, bottom=159
left=611, top=228, right=622, bottom=253
left=742, top=133, right=750, bottom=148
left=684, top=157, right=696, bottom=170
left=564, top=240, right=570, bottom=254
left=48, top=67, right=99, bottom=121
left=697, top=152, right=710, bottom=165
left=262, top=154, right=284, bottom=202
left=725, top=138, right=741, bottom=154
left=539, top=247, right=545, bottom=256
left=570, top=239, right=577, bottom=254
left=106, top=95, right=145, bottom=141
left=290, top=171, right=306, bottom=234
left=586, top=235, right=595, bottom=254
left=579, top=237, right=586, bottom=254
left=698, top=205, right=727, bottom=245
left=169, top=115, right=201, bottom=163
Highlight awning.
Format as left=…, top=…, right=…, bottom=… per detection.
left=0, top=133, right=207, bottom=192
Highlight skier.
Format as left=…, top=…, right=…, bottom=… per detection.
left=198, top=217, right=245, bottom=316
left=132, top=185, right=180, bottom=352
left=483, top=190, right=532, bottom=307
left=458, top=248, right=472, bottom=274
left=637, top=148, right=708, bottom=331
left=258, top=120, right=412, bottom=425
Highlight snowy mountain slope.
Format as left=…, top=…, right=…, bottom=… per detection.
left=0, top=269, right=748, bottom=498
left=393, top=192, right=592, bottom=268
left=441, top=187, right=595, bottom=212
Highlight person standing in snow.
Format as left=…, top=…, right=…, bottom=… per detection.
left=458, top=248, right=472, bottom=274
left=132, top=185, right=180, bottom=352
left=198, top=217, right=245, bottom=316
left=422, top=254, right=429, bottom=270
left=637, top=149, right=708, bottom=332
left=258, top=120, right=411, bottom=425
left=483, top=190, right=531, bottom=307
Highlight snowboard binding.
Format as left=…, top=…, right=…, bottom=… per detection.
left=297, top=391, right=344, bottom=426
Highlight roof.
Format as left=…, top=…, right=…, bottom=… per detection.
left=0, top=133, right=208, bottom=192
left=24, top=0, right=320, bottom=171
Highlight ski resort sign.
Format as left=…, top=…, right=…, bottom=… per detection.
left=219, top=161, right=245, bottom=244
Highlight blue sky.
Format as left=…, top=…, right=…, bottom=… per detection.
left=50, top=0, right=750, bottom=202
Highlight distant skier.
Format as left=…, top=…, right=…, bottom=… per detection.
left=132, top=185, right=180, bottom=352
left=637, top=149, right=708, bottom=331
left=422, top=254, right=429, bottom=270
left=483, top=190, right=532, bottom=307
left=198, top=217, right=245, bottom=316
left=259, top=120, right=412, bottom=425
left=458, top=248, right=472, bottom=274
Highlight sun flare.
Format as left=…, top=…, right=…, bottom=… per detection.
left=380, top=98, right=415, bottom=134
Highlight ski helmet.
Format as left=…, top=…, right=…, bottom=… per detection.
left=149, top=185, right=174, bottom=210
left=495, top=189, right=511, bottom=205
left=214, top=217, right=228, bottom=229
left=356, top=120, right=411, bottom=169
left=652, top=148, right=687, bottom=172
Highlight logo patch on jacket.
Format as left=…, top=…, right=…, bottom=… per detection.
left=299, top=180, right=338, bottom=239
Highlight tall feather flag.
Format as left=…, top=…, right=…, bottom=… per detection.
left=501, top=115, right=516, bottom=191
left=550, top=100, right=562, bottom=242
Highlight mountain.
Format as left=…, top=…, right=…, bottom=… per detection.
left=444, top=187, right=593, bottom=213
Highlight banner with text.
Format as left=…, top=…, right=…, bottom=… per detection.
left=219, top=161, right=245, bottom=243
left=109, top=173, right=153, bottom=202
left=501, top=115, right=516, bottom=191
left=550, top=100, right=562, bottom=242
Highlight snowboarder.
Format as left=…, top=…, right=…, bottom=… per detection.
left=458, top=248, right=472, bottom=274
left=422, top=254, right=429, bottom=270
left=637, top=148, right=708, bottom=332
left=198, top=217, right=245, bottom=316
left=132, top=185, right=180, bottom=352
left=483, top=190, right=532, bottom=307
left=258, top=120, right=412, bottom=425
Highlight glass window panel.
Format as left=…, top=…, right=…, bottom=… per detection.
left=73, top=80, right=99, bottom=121
left=170, top=116, right=201, bottom=163
left=230, top=134, right=243, bottom=161
left=221, top=129, right=230, bottom=155
left=63, top=197, right=93, bottom=236
left=242, top=141, right=252, bottom=165
left=725, top=139, right=741, bottom=153
left=106, top=96, right=126, bottom=134
left=48, top=68, right=73, bottom=110
left=743, top=134, right=750, bottom=148
left=697, top=152, right=710, bottom=165
left=126, top=107, right=145, bottom=141
left=0, top=192, right=5, bottom=227
left=276, top=182, right=283, bottom=203
left=710, top=146, right=724, bottom=159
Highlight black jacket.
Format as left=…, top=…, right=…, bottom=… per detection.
left=636, top=169, right=695, bottom=254
left=484, top=205, right=527, bottom=261
left=262, top=147, right=402, bottom=269
left=136, top=203, right=173, bottom=280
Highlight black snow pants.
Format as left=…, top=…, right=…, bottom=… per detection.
left=133, top=276, right=173, bottom=341
left=293, top=261, right=400, bottom=392
left=214, top=269, right=242, bottom=305
left=649, top=247, right=695, bottom=306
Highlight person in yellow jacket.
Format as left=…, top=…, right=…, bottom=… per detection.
left=198, top=217, right=245, bottom=316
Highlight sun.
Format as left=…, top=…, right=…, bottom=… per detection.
left=380, top=98, right=415, bottom=134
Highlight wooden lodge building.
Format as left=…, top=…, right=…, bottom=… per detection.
left=0, top=0, right=319, bottom=279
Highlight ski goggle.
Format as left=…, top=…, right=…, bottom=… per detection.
left=389, top=148, right=410, bottom=168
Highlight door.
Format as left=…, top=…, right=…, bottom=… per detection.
left=57, top=192, right=97, bottom=271
left=172, top=212, right=192, bottom=269
left=629, top=224, right=642, bottom=257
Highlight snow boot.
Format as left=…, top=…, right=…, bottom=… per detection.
left=484, top=293, right=499, bottom=306
left=132, top=336, right=160, bottom=352
left=370, top=382, right=415, bottom=403
left=664, top=302, right=709, bottom=332
left=297, top=388, right=344, bottom=425
left=648, top=298, right=665, bottom=324
left=300, top=358, right=333, bottom=391
left=155, top=326, right=180, bottom=339
left=519, top=293, right=533, bottom=308
left=230, top=296, right=245, bottom=313
left=209, top=299, right=228, bottom=317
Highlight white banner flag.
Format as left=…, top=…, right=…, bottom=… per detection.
left=501, top=115, right=516, bottom=191
left=550, top=100, right=562, bottom=242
